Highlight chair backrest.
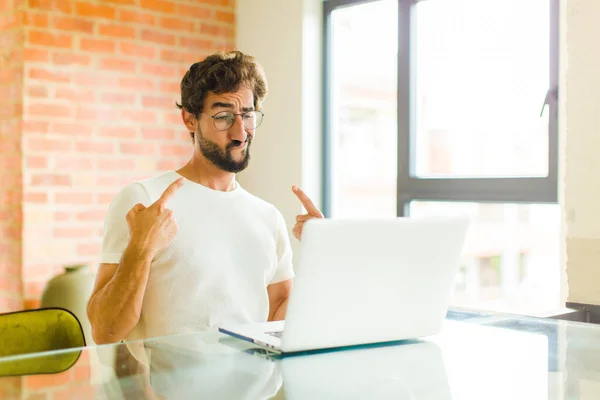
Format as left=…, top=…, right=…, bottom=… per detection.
left=0, top=307, right=86, bottom=376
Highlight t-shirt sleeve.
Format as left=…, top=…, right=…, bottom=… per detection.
left=100, top=183, right=152, bottom=265
left=269, top=208, right=295, bottom=285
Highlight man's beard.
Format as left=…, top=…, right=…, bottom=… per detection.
left=197, top=130, right=252, bottom=173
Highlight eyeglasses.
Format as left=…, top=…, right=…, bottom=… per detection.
left=203, top=110, right=264, bottom=131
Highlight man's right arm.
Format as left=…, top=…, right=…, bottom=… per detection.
left=87, top=178, right=184, bottom=344
left=87, top=243, right=153, bottom=344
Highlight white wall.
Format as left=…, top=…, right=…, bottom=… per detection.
left=563, top=0, right=600, bottom=305
left=236, top=0, right=323, bottom=255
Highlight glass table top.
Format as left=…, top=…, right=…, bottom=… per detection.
left=0, top=308, right=598, bottom=399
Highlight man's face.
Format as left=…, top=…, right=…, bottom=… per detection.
left=196, top=87, right=255, bottom=173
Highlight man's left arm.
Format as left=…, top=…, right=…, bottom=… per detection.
left=267, top=279, right=293, bottom=321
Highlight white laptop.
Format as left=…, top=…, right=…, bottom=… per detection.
left=219, top=216, right=468, bottom=354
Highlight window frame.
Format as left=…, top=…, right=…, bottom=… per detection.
left=322, top=0, right=560, bottom=217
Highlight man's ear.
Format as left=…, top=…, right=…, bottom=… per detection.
left=182, top=109, right=197, bottom=132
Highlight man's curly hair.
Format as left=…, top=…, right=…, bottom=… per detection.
left=176, top=50, right=268, bottom=141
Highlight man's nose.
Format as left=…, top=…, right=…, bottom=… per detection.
left=229, top=115, right=247, bottom=141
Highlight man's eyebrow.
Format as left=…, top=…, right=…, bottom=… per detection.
left=211, top=102, right=234, bottom=109
left=211, top=102, right=255, bottom=112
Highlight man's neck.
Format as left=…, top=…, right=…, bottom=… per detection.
left=176, top=157, right=237, bottom=192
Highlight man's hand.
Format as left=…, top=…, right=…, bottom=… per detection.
left=127, top=177, right=185, bottom=259
left=292, top=185, right=324, bottom=241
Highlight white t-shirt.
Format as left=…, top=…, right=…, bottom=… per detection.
left=101, top=170, right=294, bottom=340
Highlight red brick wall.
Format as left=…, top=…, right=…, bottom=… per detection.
left=0, top=0, right=235, bottom=312
left=0, top=0, right=24, bottom=312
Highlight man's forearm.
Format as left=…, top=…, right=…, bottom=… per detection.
left=270, top=298, right=289, bottom=321
left=88, top=244, right=153, bottom=344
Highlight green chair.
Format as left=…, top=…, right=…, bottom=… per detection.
left=0, top=307, right=86, bottom=376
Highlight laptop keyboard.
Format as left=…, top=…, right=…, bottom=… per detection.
left=266, top=330, right=283, bottom=338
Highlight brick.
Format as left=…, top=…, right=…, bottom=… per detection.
left=0, top=296, right=23, bottom=312
left=54, top=227, right=97, bottom=238
left=142, top=95, right=173, bottom=108
left=0, top=191, right=21, bottom=205
left=28, top=30, right=72, bottom=48
left=25, top=370, right=71, bottom=389
left=24, top=192, right=48, bottom=203
left=27, top=85, right=49, bottom=98
left=23, top=48, right=50, bottom=62
left=140, top=29, right=175, bottom=46
left=23, top=299, right=42, bottom=311
left=141, top=62, right=178, bottom=78
left=0, top=119, right=21, bottom=135
left=142, top=127, right=176, bottom=140
left=27, top=156, right=48, bottom=169
left=27, top=137, right=72, bottom=152
left=27, top=104, right=72, bottom=118
left=55, top=192, right=94, bottom=204
left=0, top=67, right=24, bottom=84
left=158, top=159, right=178, bottom=170
left=75, top=141, right=115, bottom=153
left=76, top=210, right=106, bottom=221
left=54, top=212, right=71, bottom=221
left=55, top=88, right=96, bottom=102
left=200, top=0, right=228, bottom=5
left=55, top=157, right=94, bottom=170
left=0, top=278, right=20, bottom=293
left=31, top=174, right=71, bottom=186
left=98, top=159, right=136, bottom=170
left=0, top=13, right=19, bottom=30
left=179, top=36, right=212, bottom=50
left=160, top=49, right=201, bottom=64
left=53, top=16, right=95, bottom=33
left=52, top=52, right=92, bottom=66
left=22, top=11, right=49, bottom=28
left=103, top=0, right=136, bottom=4
left=101, top=92, right=137, bottom=104
left=28, top=0, right=72, bottom=14
left=100, top=58, right=137, bottom=73
left=119, top=109, right=157, bottom=123
left=0, top=156, right=20, bottom=169
left=159, top=16, right=195, bottom=32
left=80, top=38, right=115, bottom=53
left=73, top=73, right=119, bottom=88
left=22, top=120, right=49, bottom=134
left=77, top=243, right=101, bottom=256
left=119, top=77, right=155, bottom=91
left=161, top=144, right=189, bottom=156
left=0, top=104, right=21, bottom=119
left=50, top=122, right=90, bottom=136
left=119, top=42, right=156, bottom=59
left=163, top=112, right=182, bottom=125
left=28, top=67, right=71, bottom=83
left=118, top=9, right=156, bottom=25
left=76, top=107, right=116, bottom=121
left=200, top=23, right=233, bottom=37
left=99, top=24, right=136, bottom=39
left=215, top=11, right=235, bottom=24
left=140, top=0, right=175, bottom=13
left=98, top=126, right=137, bottom=139
left=159, top=81, right=180, bottom=93
left=120, top=142, right=155, bottom=154
left=75, top=2, right=115, bottom=19
left=177, top=4, right=212, bottom=19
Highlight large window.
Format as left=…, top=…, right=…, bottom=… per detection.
left=323, top=0, right=560, bottom=314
